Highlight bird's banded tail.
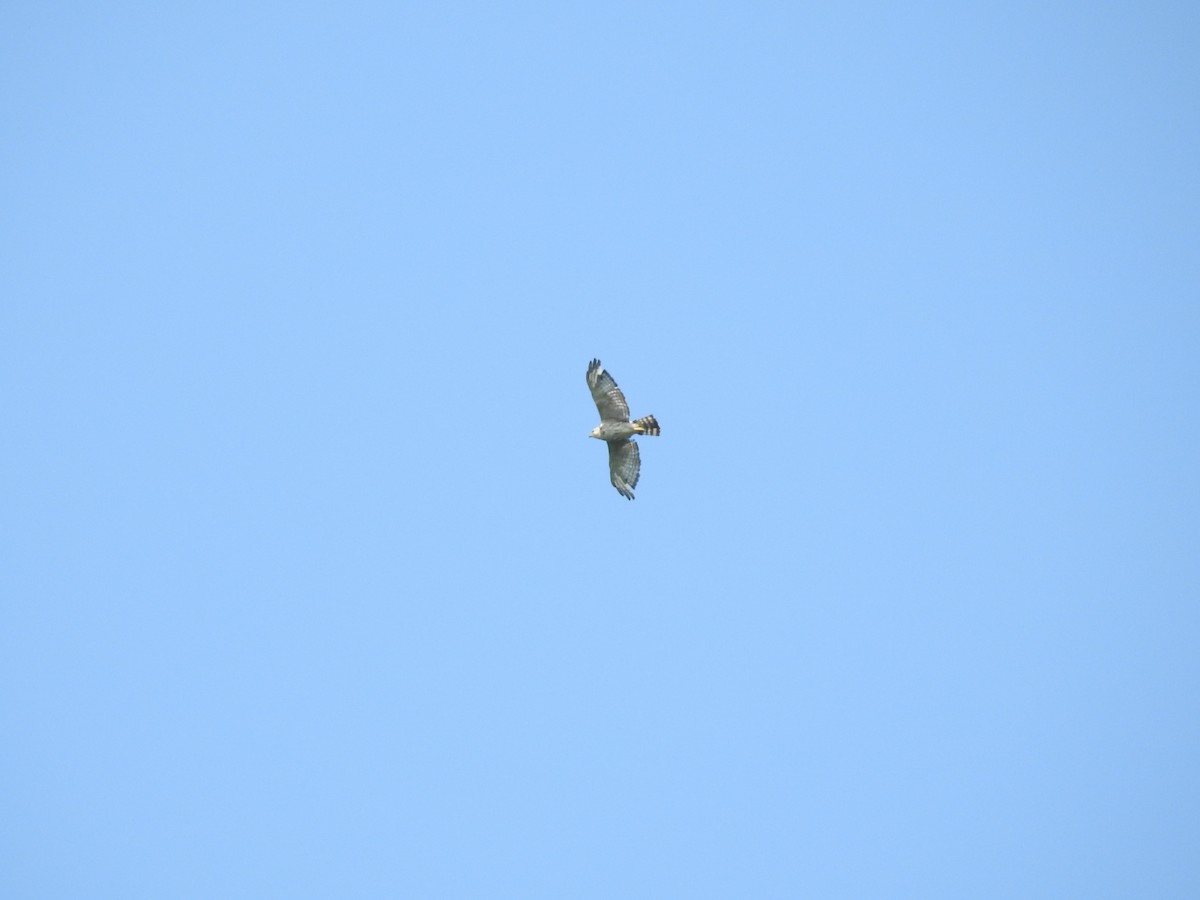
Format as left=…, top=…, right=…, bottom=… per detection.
left=633, top=415, right=661, bottom=436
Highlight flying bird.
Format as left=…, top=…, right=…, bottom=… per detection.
left=586, top=358, right=660, bottom=500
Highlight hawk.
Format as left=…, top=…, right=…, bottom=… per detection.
left=586, top=358, right=660, bottom=500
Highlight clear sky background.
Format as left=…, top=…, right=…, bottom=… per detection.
left=3, top=3, right=1198, bottom=897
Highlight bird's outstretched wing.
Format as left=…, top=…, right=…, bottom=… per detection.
left=587, top=358, right=630, bottom=422
left=607, top=439, right=640, bottom=500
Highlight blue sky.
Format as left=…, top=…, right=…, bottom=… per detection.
left=3, top=2, right=1198, bottom=897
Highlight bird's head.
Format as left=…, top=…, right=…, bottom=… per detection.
left=588, top=426, right=601, bottom=439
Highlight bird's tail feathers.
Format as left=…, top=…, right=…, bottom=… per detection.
left=633, top=415, right=661, bottom=436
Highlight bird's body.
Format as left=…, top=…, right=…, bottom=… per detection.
left=585, top=358, right=660, bottom=500
left=590, top=419, right=658, bottom=442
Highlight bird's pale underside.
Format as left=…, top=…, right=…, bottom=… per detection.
left=586, top=358, right=660, bottom=500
